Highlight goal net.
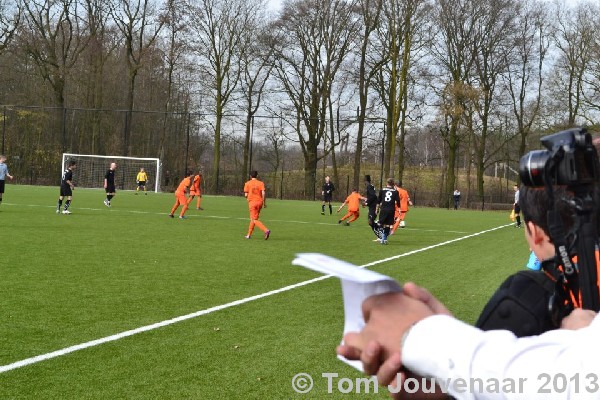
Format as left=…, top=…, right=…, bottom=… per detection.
left=61, top=153, right=161, bottom=192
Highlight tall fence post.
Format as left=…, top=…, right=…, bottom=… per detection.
left=2, top=106, right=5, bottom=154
left=62, top=107, right=67, bottom=153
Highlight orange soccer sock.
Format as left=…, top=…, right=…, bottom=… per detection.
left=170, top=202, right=180, bottom=215
left=341, top=212, right=352, bottom=222
left=197, top=197, right=202, bottom=208
left=186, top=196, right=194, bottom=205
left=179, top=204, right=189, bottom=217
left=254, top=220, right=267, bottom=233
left=349, top=213, right=359, bottom=222
left=247, top=221, right=256, bottom=236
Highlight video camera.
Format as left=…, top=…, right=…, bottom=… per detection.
left=519, top=127, right=599, bottom=188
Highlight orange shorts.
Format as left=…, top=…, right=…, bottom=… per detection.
left=248, top=201, right=263, bottom=220
left=175, top=192, right=187, bottom=204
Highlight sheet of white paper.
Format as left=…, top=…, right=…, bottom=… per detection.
left=292, top=253, right=402, bottom=371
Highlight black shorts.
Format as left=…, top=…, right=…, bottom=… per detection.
left=0, top=180, right=4, bottom=194
left=60, top=185, right=72, bottom=197
left=105, top=185, right=116, bottom=193
left=138, top=181, right=146, bottom=187
left=514, top=204, right=521, bottom=214
left=378, top=208, right=395, bottom=226
left=368, top=203, right=377, bottom=216
left=323, top=194, right=333, bottom=202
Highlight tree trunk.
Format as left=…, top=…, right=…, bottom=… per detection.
left=444, top=121, right=459, bottom=209
left=303, top=147, right=318, bottom=200
left=212, top=104, right=223, bottom=193
left=242, top=112, right=252, bottom=184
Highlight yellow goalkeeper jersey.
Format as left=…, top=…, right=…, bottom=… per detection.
left=136, top=171, right=148, bottom=182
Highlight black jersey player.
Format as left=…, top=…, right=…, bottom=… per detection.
left=57, top=160, right=77, bottom=214
left=376, top=178, right=400, bottom=244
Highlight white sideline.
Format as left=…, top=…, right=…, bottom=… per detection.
left=0, top=223, right=512, bottom=374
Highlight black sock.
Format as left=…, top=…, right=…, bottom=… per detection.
left=384, top=226, right=390, bottom=236
left=57, top=199, right=63, bottom=209
left=64, top=200, right=71, bottom=211
left=321, top=204, right=325, bottom=212
left=329, top=205, right=332, bottom=214
left=107, top=195, right=113, bottom=201
left=516, top=215, right=521, bottom=226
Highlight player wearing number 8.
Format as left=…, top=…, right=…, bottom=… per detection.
left=376, top=178, right=400, bottom=244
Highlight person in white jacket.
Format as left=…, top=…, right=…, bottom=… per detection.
left=337, top=282, right=598, bottom=400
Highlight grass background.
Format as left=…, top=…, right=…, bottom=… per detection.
left=0, top=184, right=529, bottom=399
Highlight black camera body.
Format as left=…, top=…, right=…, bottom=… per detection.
left=519, top=127, right=599, bottom=187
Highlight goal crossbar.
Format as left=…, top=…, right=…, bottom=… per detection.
left=61, top=153, right=162, bottom=193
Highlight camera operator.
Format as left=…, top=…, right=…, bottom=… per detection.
left=337, top=129, right=600, bottom=399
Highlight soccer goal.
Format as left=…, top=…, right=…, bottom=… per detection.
left=61, top=153, right=161, bottom=192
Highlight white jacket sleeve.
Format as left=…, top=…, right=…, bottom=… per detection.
left=402, top=314, right=600, bottom=400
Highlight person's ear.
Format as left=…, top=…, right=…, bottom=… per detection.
left=526, top=221, right=548, bottom=245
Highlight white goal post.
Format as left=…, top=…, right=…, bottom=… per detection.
left=61, top=153, right=162, bottom=193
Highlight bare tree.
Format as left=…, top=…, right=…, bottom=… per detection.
left=504, top=0, right=550, bottom=163
left=240, top=16, right=273, bottom=187
left=548, top=1, right=595, bottom=126
left=158, top=0, right=188, bottom=161
left=373, top=0, right=429, bottom=183
left=430, top=0, right=478, bottom=208
left=187, top=0, right=261, bottom=193
left=270, top=0, right=358, bottom=199
left=258, top=128, right=284, bottom=197
left=0, top=0, right=21, bottom=52
left=20, top=0, right=88, bottom=109
left=352, top=0, right=383, bottom=190
left=109, top=0, right=165, bottom=155
left=470, top=0, right=517, bottom=202
left=81, top=0, right=113, bottom=154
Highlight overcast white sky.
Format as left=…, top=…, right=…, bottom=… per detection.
left=267, top=0, right=282, bottom=11
left=267, top=0, right=581, bottom=12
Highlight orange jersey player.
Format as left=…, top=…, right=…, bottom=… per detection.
left=337, top=189, right=367, bottom=226
left=392, top=185, right=413, bottom=233
left=187, top=171, right=203, bottom=210
left=243, top=170, right=270, bottom=240
left=169, top=171, right=192, bottom=219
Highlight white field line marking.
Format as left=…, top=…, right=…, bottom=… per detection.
left=0, top=223, right=511, bottom=374
left=2, top=202, right=470, bottom=234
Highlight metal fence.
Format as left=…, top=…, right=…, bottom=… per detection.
left=0, top=104, right=516, bottom=208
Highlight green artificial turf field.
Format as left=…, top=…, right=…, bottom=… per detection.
left=0, top=184, right=529, bottom=399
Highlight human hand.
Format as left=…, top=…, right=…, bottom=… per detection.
left=337, top=343, right=448, bottom=399
left=561, top=308, right=597, bottom=330
left=341, top=283, right=450, bottom=357
left=337, top=283, right=451, bottom=385
left=343, top=292, right=433, bottom=360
